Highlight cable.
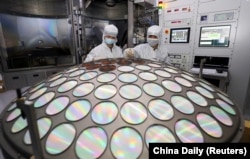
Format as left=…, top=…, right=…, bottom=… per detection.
left=224, top=69, right=231, bottom=93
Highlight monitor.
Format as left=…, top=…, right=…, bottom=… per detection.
left=170, top=27, right=190, bottom=43
left=199, top=25, right=231, bottom=47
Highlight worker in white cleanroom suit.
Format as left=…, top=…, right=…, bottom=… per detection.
left=124, top=25, right=169, bottom=63
left=84, top=24, right=123, bottom=62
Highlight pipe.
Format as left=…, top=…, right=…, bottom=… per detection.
left=16, top=89, right=44, bottom=159
left=67, top=0, right=79, bottom=64
left=127, top=0, right=134, bottom=48
left=199, top=58, right=206, bottom=78
left=80, top=0, right=86, bottom=58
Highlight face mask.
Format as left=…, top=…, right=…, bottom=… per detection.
left=105, top=38, right=116, bottom=45
left=147, top=38, right=159, bottom=47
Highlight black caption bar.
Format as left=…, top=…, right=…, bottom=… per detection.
left=149, top=143, right=250, bottom=159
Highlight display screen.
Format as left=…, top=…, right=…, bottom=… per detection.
left=170, top=27, right=190, bottom=43
left=199, top=25, right=231, bottom=47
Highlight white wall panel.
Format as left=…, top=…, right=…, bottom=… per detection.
left=160, top=0, right=250, bottom=117
left=228, top=0, right=250, bottom=118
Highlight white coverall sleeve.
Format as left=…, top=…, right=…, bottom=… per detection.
left=160, top=48, right=172, bottom=65
left=84, top=46, right=107, bottom=62
left=84, top=49, right=96, bottom=62
left=114, top=46, right=124, bottom=58
left=133, top=45, right=143, bottom=58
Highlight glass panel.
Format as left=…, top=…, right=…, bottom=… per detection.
left=48, top=74, right=63, bottom=82
left=162, top=80, right=182, bottom=92
left=29, top=87, right=47, bottom=100
left=145, top=125, right=176, bottom=147
left=187, top=91, right=208, bottom=107
left=58, top=80, right=77, bottom=93
left=24, top=117, right=52, bottom=144
left=216, top=99, right=236, bottom=115
left=154, top=70, right=171, bottom=78
left=119, top=85, right=142, bottom=100
left=171, top=96, right=194, bottom=114
left=91, top=102, right=118, bottom=124
left=196, top=113, right=223, bottom=138
left=210, top=106, right=233, bottom=126
left=121, top=102, right=147, bottom=124
left=118, top=66, right=134, bottom=72
left=11, top=116, right=27, bottom=133
left=94, top=85, right=117, bottom=99
left=216, top=88, right=229, bottom=97
left=143, top=83, right=165, bottom=97
left=50, top=77, right=67, bottom=87
left=175, top=77, right=192, bottom=87
left=65, top=100, right=91, bottom=121
left=167, top=65, right=178, bottom=70
left=75, top=127, right=108, bottom=159
left=148, top=63, right=161, bottom=68
left=181, top=74, right=196, bottom=82
left=73, top=83, right=95, bottom=97
left=175, top=120, right=204, bottom=143
left=69, top=70, right=85, bottom=77
left=195, top=86, right=214, bottom=99
left=29, top=83, right=45, bottom=93
left=135, top=65, right=151, bottom=71
left=111, top=127, right=143, bottom=159
left=6, top=108, right=21, bottom=122
left=148, top=99, right=174, bottom=121
left=97, top=73, right=116, bottom=83
left=164, top=67, right=178, bottom=74
left=118, top=73, right=137, bottom=83
left=182, top=71, right=194, bottom=76
left=217, top=93, right=234, bottom=105
left=199, top=82, right=215, bottom=92
left=66, top=67, right=78, bottom=73
left=46, top=97, right=69, bottom=115
left=80, top=71, right=98, bottom=81
left=46, top=124, right=76, bottom=155
left=34, top=92, right=55, bottom=108
left=7, top=103, right=17, bottom=111
left=139, top=72, right=157, bottom=81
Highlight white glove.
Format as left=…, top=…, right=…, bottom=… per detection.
left=93, top=56, right=106, bottom=61
left=124, top=48, right=135, bottom=59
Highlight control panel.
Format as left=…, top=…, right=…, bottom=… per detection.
left=168, top=53, right=190, bottom=71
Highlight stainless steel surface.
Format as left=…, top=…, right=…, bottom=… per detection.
left=0, top=0, right=68, bottom=17
left=0, top=13, right=74, bottom=71
left=0, top=0, right=128, bottom=71
left=0, top=0, right=128, bottom=91
left=85, top=0, right=127, bottom=20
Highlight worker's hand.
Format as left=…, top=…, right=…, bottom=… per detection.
left=124, top=48, right=135, bottom=59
